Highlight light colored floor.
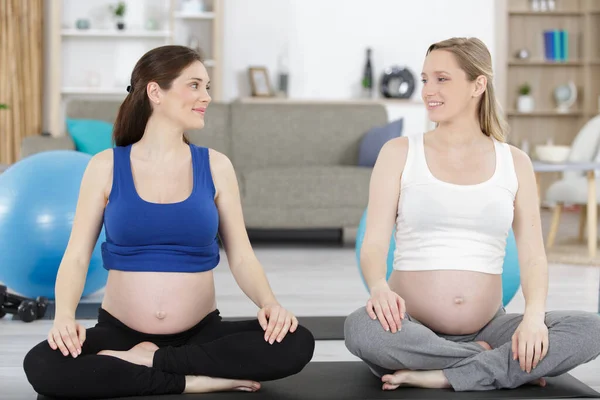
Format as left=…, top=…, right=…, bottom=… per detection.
left=2, top=209, right=600, bottom=399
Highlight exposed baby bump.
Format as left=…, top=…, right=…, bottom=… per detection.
left=102, top=270, right=217, bottom=334
left=389, top=270, right=502, bottom=335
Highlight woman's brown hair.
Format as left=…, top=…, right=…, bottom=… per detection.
left=113, top=45, right=203, bottom=147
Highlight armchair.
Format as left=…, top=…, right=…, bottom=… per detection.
left=544, top=114, right=600, bottom=249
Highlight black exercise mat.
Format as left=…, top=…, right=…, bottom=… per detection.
left=226, top=315, right=345, bottom=341
left=37, top=362, right=600, bottom=400
left=27, top=302, right=346, bottom=340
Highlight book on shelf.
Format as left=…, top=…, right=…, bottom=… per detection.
left=543, top=30, right=569, bottom=62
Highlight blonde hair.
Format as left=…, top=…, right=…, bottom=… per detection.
left=426, top=37, right=508, bottom=142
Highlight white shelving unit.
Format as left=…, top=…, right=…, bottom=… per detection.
left=61, top=29, right=172, bottom=38
left=47, top=0, right=223, bottom=136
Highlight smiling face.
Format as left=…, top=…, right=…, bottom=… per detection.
left=420, top=49, right=485, bottom=125
left=152, top=60, right=212, bottom=130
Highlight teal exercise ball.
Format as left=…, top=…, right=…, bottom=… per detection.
left=355, top=209, right=521, bottom=306
left=0, top=151, right=108, bottom=300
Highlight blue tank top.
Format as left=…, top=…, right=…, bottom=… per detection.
left=101, top=144, right=220, bottom=273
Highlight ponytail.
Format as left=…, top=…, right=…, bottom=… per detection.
left=112, top=89, right=152, bottom=147
left=479, top=82, right=509, bottom=143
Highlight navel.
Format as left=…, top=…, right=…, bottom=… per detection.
left=454, top=296, right=464, bottom=305
left=156, top=310, right=167, bottom=320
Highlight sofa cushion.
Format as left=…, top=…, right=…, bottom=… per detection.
left=242, top=166, right=372, bottom=209
left=242, top=204, right=366, bottom=229
left=358, top=118, right=403, bottom=167
left=66, top=118, right=114, bottom=155
left=230, top=102, right=388, bottom=169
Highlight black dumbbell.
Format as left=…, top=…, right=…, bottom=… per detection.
left=0, top=286, right=5, bottom=318
left=0, top=285, right=49, bottom=322
left=0, top=285, right=8, bottom=319
left=36, top=296, right=49, bottom=318
left=17, top=300, right=38, bottom=323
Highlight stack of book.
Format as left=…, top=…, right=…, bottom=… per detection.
left=543, top=30, right=569, bottom=61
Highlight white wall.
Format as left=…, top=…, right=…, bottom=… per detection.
left=222, top=0, right=498, bottom=135
left=221, top=0, right=294, bottom=101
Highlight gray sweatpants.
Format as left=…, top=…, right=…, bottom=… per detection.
left=344, top=306, right=600, bottom=391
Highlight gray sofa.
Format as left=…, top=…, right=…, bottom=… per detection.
left=22, top=99, right=388, bottom=238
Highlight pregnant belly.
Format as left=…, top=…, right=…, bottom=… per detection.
left=101, top=270, right=217, bottom=334
left=388, top=270, right=503, bottom=335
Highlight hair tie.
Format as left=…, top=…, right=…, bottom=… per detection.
left=126, top=85, right=132, bottom=93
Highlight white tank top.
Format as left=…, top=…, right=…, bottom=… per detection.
left=393, top=133, right=518, bottom=274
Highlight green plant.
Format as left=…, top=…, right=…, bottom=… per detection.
left=0, top=104, right=8, bottom=110
left=111, top=2, right=126, bottom=17
left=518, top=83, right=531, bottom=96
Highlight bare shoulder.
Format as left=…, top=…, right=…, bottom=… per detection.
left=207, top=148, right=234, bottom=176
left=84, top=149, right=114, bottom=198
left=508, top=144, right=534, bottom=175
left=86, top=149, right=114, bottom=180
left=374, top=136, right=409, bottom=175
left=207, top=148, right=236, bottom=199
left=90, top=148, right=114, bottom=168
left=378, top=136, right=408, bottom=163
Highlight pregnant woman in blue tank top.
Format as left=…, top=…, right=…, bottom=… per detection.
left=23, top=45, right=314, bottom=398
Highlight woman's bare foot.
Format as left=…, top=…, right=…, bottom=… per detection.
left=381, top=370, right=451, bottom=390
left=476, top=341, right=492, bottom=351
left=97, top=342, right=158, bottom=367
left=184, top=375, right=261, bottom=393
left=380, top=369, right=546, bottom=391
left=529, top=377, right=547, bottom=387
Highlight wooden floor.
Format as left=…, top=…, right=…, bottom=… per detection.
left=2, top=209, right=599, bottom=399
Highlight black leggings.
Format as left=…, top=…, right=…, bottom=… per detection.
left=23, top=308, right=315, bottom=399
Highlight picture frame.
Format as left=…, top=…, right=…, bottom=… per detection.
left=248, top=67, right=273, bottom=97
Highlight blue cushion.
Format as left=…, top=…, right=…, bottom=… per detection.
left=66, top=118, right=114, bottom=155
left=358, top=118, right=403, bottom=167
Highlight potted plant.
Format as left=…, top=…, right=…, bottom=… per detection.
left=110, top=2, right=127, bottom=30
left=517, top=83, right=534, bottom=113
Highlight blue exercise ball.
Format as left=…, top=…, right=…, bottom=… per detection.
left=355, top=209, right=521, bottom=306
left=0, top=151, right=108, bottom=300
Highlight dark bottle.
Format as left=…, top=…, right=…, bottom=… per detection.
left=362, top=48, right=373, bottom=98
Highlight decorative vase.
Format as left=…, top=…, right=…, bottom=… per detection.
left=116, top=16, right=125, bottom=30
left=75, top=19, right=90, bottom=30
left=517, top=95, right=534, bottom=113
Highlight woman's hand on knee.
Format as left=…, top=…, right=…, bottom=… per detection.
left=48, top=316, right=86, bottom=358
left=258, top=303, right=298, bottom=345
left=511, top=315, right=549, bottom=373
left=366, top=282, right=405, bottom=333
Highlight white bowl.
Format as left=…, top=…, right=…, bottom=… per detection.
left=535, top=145, right=571, bottom=163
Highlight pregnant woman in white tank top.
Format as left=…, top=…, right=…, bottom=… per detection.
left=344, top=37, right=600, bottom=392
